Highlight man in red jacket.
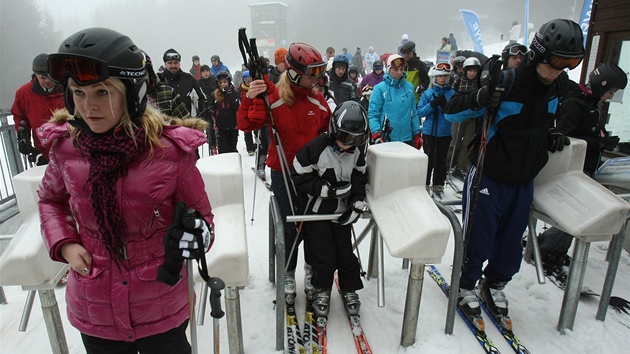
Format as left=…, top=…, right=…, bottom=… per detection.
left=11, top=53, right=65, bottom=165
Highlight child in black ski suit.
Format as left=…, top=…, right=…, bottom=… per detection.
left=291, top=101, right=368, bottom=318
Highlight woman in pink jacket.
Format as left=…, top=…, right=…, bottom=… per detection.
left=37, top=27, right=214, bottom=354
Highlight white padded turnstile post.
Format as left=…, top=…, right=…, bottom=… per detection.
left=195, top=153, right=248, bottom=354
left=365, top=142, right=451, bottom=347
left=531, top=138, right=630, bottom=333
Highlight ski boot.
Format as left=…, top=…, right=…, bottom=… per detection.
left=478, top=277, right=511, bottom=330
left=457, top=287, right=484, bottom=331
left=433, top=185, right=444, bottom=199
left=304, top=264, right=315, bottom=300
left=285, top=270, right=296, bottom=304
left=313, top=288, right=331, bottom=324
left=341, top=291, right=361, bottom=316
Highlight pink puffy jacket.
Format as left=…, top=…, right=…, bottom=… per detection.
left=37, top=122, right=214, bottom=341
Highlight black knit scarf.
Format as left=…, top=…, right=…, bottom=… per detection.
left=76, top=126, right=147, bottom=261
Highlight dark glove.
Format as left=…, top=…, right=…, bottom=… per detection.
left=371, top=131, right=384, bottom=144
left=157, top=202, right=214, bottom=286
left=338, top=200, right=367, bottom=225
left=320, top=180, right=352, bottom=199
left=413, top=133, right=422, bottom=149
left=248, top=98, right=268, bottom=123
left=547, top=129, right=571, bottom=153
left=28, top=152, right=48, bottom=166
left=18, top=140, right=33, bottom=154
left=601, top=136, right=620, bottom=151
left=609, top=296, right=630, bottom=315
left=430, top=94, right=446, bottom=109
left=476, top=85, right=501, bottom=108
left=224, top=86, right=234, bottom=96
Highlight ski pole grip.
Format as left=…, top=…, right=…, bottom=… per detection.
left=208, top=277, right=225, bottom=319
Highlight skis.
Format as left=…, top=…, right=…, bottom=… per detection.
left=334, top=276, right=372, bottom=354
left=542, top=263, right=599, bottom=297
left=303, top=292, right=325, bottom=354
left=285, top=294, right=307, bottom=354
left=426, top=265, right=501, bottom=354
left=478, top=301, right=530, bottom=354
left=251, top=167, right=272, bottom=191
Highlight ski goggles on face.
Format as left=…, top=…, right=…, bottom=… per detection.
left=506, top=45, right=528, bottom=57
left=304, top=62, right=328, bottom=78
left=316, top=75, right=329, bottom=87
left=545, top=52, right=584, bottom=70
left=48, top=54, right=146, bottom=85
left=389, top=57, right=406, bottom=69
left=336, top=130, right=368, bottom=147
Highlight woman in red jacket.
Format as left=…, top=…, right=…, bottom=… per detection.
left=237, top=42, right=331, bottom=297
left=37, top=27, right=214, bottom=354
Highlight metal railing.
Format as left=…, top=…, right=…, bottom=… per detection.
left=0, top=112, right=28, bottom=213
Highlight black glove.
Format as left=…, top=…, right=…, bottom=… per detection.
left=430, top=94, right=446, bottom=109
left=320, top=180, right=352, bottom=199
left=224, top=87, right=234, bottom=96
left=609, top=296, right=630, bottom=315
left=601, top=136, right=620, bottom=151
left=338, top=200, right=367, bottom=225
left=547, top=129, right=571, bottom=153
left=28, top=152, right=47, bottom=166
left=476, top=85, right=501, bottom=108
left=157, top=201, right=214, bottom=286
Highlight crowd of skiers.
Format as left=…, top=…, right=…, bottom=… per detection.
left=10, top=17, right=628, bottom=352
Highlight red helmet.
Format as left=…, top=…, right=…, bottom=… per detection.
left=285, top=42, right=326, bottom=85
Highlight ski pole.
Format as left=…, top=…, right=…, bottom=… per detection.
left=250, top=130, right=260, bottom=225
left=187, top=261, right=198, bottom=354
left=207, top=276, right=226, bottom=354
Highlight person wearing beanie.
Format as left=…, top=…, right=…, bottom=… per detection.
left=144, top=51, right=190, bottom=119
left=400, top=40, right=430, bottom=103
left=190, top=55, right=202, bottom=80
left=210, top=54, right=230, bottom=77
left=162, top=48, right=207, bottom=116
left=269, top=47, right=288, bottom=84
left=11, top=53, right=65, bottom=165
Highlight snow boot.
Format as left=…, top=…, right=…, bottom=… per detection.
left=341, top=291, right=361, bottom=316
left=478, top=277, right=509, bottom=317
left=312, top=289, right=331, bottom=318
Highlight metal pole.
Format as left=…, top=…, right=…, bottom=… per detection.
left=38, top=289, right=69, bottom=354
left=353, top=218, right=375, bottom=250
left=377, top=228, right=385, bottom=308
left=400, top=262, right=425, bottom=347
left=557, top=238, right=590, bottom=333
left=529, top=214, right=546, bottom=285
left=197, top=284, right=209, bottom=326
left=269, top=199, right=276, bottom=284
left=225, top=287, right=244, bottom=354
left=596, top=216, right=628, bottom=321
left=270, top=196, right=286, bottom=351
left=0, top=286, right=6, bottom=304
left=367, top=227, right=378, bottom=280
left=18, top=290, right=36, bottom=331
left=286, top=214, right=341, bottom=222
left=187, top=262, right=198, bottom=354
left=434, top=200, right=463, bottom=335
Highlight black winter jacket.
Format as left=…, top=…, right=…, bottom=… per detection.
left=328, top=69, right=359, bottom=104
left=444, top=65, right=568, bottom=183
left=162, top=69, right=206, bottom=115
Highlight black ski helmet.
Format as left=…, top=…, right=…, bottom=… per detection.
left=372, top=60, right=384, bottom=70
left=528, top=19, right=584, bottom=68
left=329, top=101, right=369, bottom=147
left=48, top=27, right=147, bottom=120
left=401, top=40, right=416, bottom=54
left=588, top=62, right=628, bottom=98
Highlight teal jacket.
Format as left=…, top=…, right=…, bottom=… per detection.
left=368, top=72, right=420, bottom=142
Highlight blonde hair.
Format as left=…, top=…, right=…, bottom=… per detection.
left=58, top=78, right=209, bottom=157
left=277, top=72, right=318, bottom=106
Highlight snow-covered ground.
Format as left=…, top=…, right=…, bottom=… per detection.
left=1, top=141, right=629, bottom=354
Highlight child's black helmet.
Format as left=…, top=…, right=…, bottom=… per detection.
left=329, top=101, right=369, bottom=147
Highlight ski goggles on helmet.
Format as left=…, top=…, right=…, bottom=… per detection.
left=336, top=130, right=368, bottom=147
left=505, top=45, right=528, bottom=57
left=302, top=62, right=327, bottom=78
left=216, top=71, right=231, bottom=81
left=544, top=52, right=584, bottom=70
left=48, top=54, right=146, bottom=85
left=389, top=57, right=406, bottom=69
left=435, top=62, right=452, bottom=71
left=164, top=52, right=181, bottom=61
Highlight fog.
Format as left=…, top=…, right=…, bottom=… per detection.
left=1, top=0, right=580, bottom=109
